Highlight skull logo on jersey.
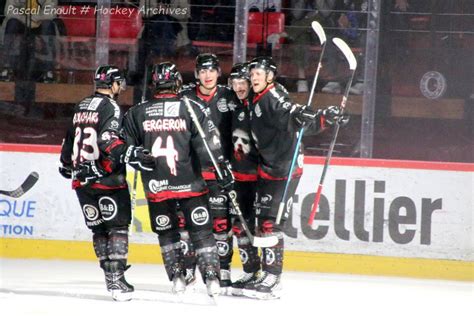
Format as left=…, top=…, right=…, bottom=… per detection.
left=232, top=128, right=251, bottom=161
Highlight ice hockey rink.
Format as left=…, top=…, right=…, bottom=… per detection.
left=1, top=258, right=472, bottom=316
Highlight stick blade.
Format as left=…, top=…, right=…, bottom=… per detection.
left=21, top=172, right=40, bottom=192
left=252, top=235, right=279, bottom=248
left=332, top=38, right=357, bottom=70
left=311, top=21, right=326, bottom=45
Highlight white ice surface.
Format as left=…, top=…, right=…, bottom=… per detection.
left=0, top=258, right=472, bottom=316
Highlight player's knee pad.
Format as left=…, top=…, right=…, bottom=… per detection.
left=232, top=219, right=257, bottom=237
left=259, top=218, right=284, bottom=239
left=213, top=216, right=230, bottom=233
left=107, top=226, right=129, bottom=261
left=161, top=241, right=185, bottom=281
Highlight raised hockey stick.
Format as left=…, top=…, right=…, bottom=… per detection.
left=275, top=21, right=327, bottom=225
left=183, top=96, right=279, bottom=248
left=0, top=172, right=39, bottom=198
left=308, top=38, right=357, bottom=226
left=130, top=64, right=150, bottom=235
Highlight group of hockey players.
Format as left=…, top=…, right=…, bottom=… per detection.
left=59, top=53, right=349, bottom=301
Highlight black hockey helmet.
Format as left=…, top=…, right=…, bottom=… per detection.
left=248, top=56, right=277, bottom=76
left=195, top=53, right=221, bottom=76
left=229, top=62, right=250, bottom=81
left=152, top=62, right=182, bottom=91
left=94, top=65, right=125, bottom=89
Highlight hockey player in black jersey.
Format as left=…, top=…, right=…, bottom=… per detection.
left=227, top=62, right=263, bottom=295
left=242, top=56, right=349, bottom=299
left=59, top=65, right=155, bottom=301
left=122, top=62, right=233, bottom=297
left=180, top=53, right=236, bottom=293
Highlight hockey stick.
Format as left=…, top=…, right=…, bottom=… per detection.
left=308, top=38, right=357, bottom=226
left=183, top=96, right=278, bottom=248
left=275, top=21, right=327, bottom=225
left=130, top=64, right=149, bottom=235
left=0, top=172, right=39, bottom=198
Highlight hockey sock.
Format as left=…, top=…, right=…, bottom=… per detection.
left=92, top=230, right=109, bottom=270
left=260, top=219, right=284, bottom=275
left=107, top=227, right=129, bottom=268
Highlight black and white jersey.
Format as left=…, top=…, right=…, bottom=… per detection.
left=180, top=83, right=235, bottom=180
left=230, top=95, right=258, bottom=182
left=248, top=83, right=309, bottom=180
left=122, top=94, right=224, bottom=202
left=60, top=92, right=128, bottom=189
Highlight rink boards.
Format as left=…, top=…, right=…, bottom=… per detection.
left=0, top=143, right=473, bottom=281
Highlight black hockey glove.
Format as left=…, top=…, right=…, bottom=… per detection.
left=123, top=145, right=156, bottom=171
left=292, top=104, right=320, bottom=128
left=58, top=163, right=72, bottom=179
left=215, top=160, right=234, bottom=193
left=322, top=105, right=350, bottom=127
left=74, top=160, right=108, bottom=186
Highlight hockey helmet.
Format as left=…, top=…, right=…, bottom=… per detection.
left=229, top=62, right=250, bottom=81
left=195, top=53, right=221, bottom=77
left=152, top=62, right=183, bottom=90
left=248, top=56, right=277, bottom=76
left=94, top=65, right=125, bottom=90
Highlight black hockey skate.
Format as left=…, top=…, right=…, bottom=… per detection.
left=253, top=272, right=281, bottom=300
left=243, top=271, right=281, bottom=299
left=231, top=271, right=261, bottom=296
left=104, top=261, right=134, bottom=301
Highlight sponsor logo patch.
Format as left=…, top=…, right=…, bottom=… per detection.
left=216, top=241, right=230, bottom=256
left=83, top=204, right=99, bottom=221
left=99, top=197, right=118, bottom=221
left=190, top=207, right=209, bottom=226
left=164, top=101, right=180, bottom=117
left=156, top=215, right=171, bottom=227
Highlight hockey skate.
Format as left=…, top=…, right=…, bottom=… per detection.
left=104, top=261, right=134, bottom=301
left=253, top=272, right=282, bottom=300
left=243, top=271, right=281, bottom=299
left=205, top=271, right=221, bottom=298
left=172, top=273, right=186, bottom=295
left=185, top=268, right=197, bottom=286
left=219, top=269, right=232, bottom=295
left=231, top=271, right=261, bottom=296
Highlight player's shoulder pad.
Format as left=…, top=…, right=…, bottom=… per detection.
left=274, top=82, right=290, bottom=96
left=181, top=82, right=197, bottom=93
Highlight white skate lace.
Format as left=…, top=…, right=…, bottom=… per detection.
left=260, top=273, right=278, bottom=288
left=236, top=272, right=255, bottom=283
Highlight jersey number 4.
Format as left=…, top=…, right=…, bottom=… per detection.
left=152, top=136, right=179, bottom=176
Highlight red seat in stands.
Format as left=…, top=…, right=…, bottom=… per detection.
left=59, top=5, right=96, bottom=37
left=109, top=8, right=142, bottom=40
left=247, top=12, right=285, bottom=44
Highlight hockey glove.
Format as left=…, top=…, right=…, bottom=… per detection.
left=292, top=104, right=320, bottom=128
left=58, top=163, right=72, bottom=179
left=123, top=145, right=156, bottom=171
left=215, top=160, right=234, bottom=193
left=74, top=160, right=108, bottom=186
left=322, top=105, right=350, bottom=127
